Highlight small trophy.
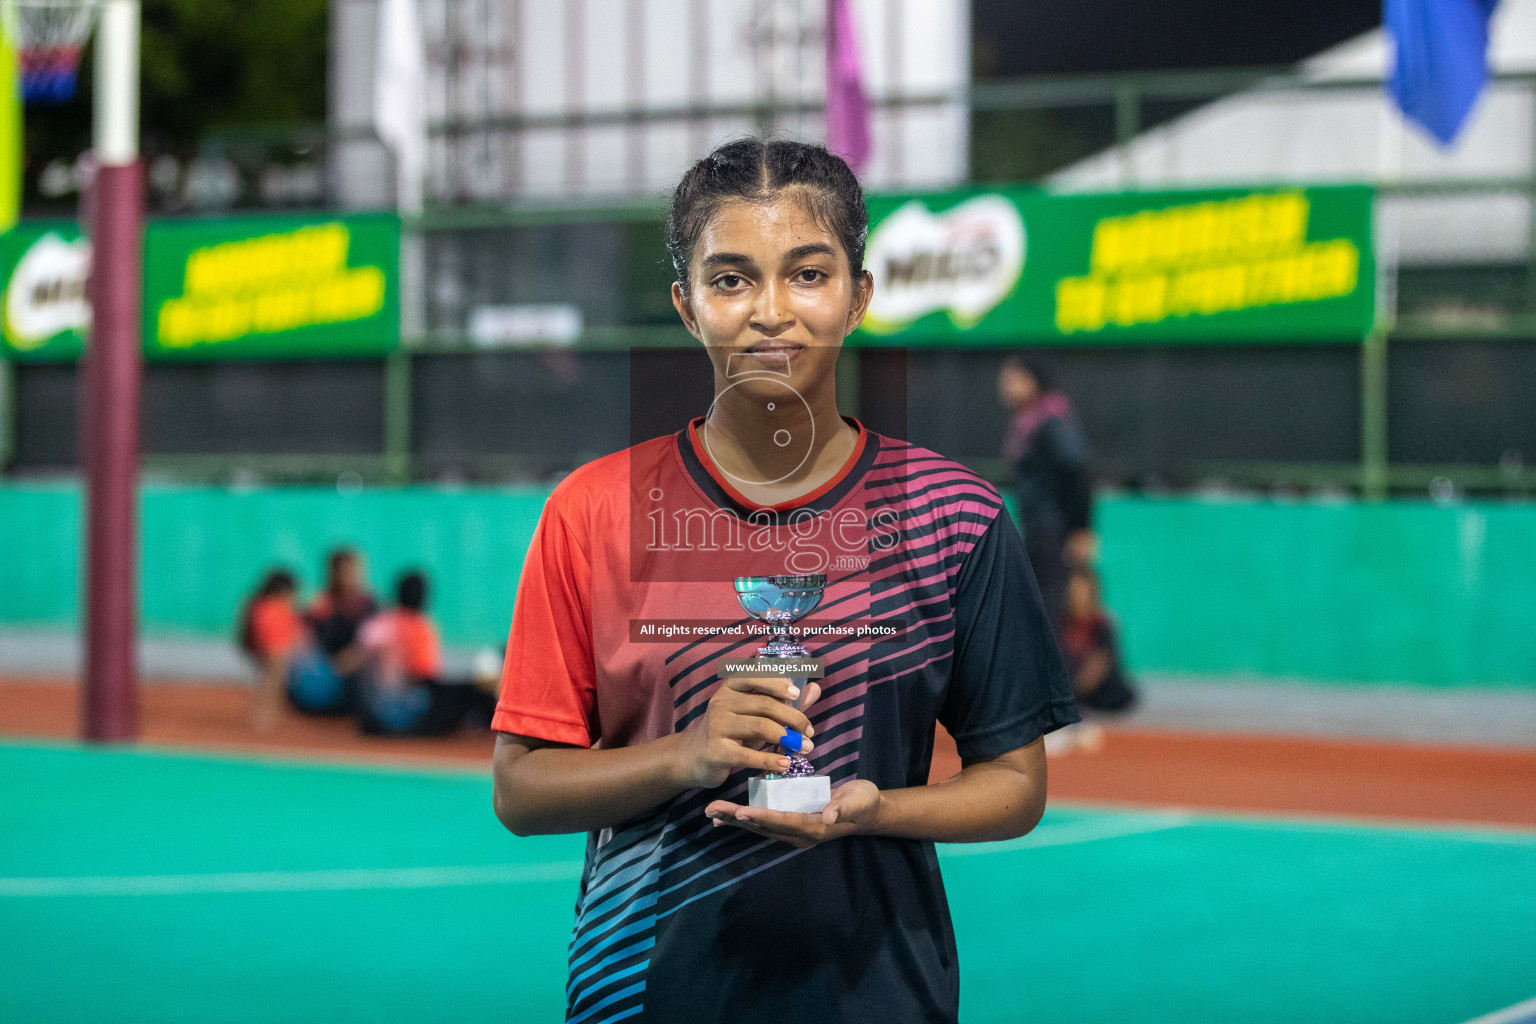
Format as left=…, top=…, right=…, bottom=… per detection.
left=732, top=574, right=831, bottom=814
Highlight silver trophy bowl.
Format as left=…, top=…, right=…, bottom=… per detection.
left=733, top=574, right=827, bottom=657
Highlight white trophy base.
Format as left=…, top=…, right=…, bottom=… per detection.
left=748, top=774, right=831, bottom=814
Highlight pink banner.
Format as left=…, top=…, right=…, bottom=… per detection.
left=825, top=0, right=871, bottom=172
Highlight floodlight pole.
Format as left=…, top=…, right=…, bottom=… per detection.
left=82, top=0, right=142, bottom=742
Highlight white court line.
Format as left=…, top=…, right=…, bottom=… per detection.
left=1459, top=995, right=1536, bottom=1024
left=1052, top=799, right=1536, bottom=844
left=0, top=861, right=585, bottom=898
left=9, top=804, right=1526, bottom=898
left=0, top=815, right=1190, bottom=898
left=940, top=813, right=1192, bottom=858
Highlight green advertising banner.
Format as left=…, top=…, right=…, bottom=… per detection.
left=0, top=212, right=401, bottom=362
left=143, top=213, right=400, bottom=359
left=0, top=221, right=89, bottom=361
left=853, top=184, right=1376, bottom=345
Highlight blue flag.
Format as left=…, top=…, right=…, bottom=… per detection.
left=1385, top=0, right=1499, bottom=145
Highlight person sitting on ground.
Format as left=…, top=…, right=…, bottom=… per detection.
left=1062, top=567, right=1137, bottom=714
left=304, top=546, right=378, bottom=701
left=1047, top=566, right=1139, bottom=755
left=238, top=568, right=356, bottom=721
left=354, top=570, right=496, bottom=737
left=238, top=569, right=307, bottom=732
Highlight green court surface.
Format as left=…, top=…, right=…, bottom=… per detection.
left=2, top=742, right=1532, bottom=1024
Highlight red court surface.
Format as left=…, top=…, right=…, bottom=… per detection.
left=5, top=676, right=1535, bottom=828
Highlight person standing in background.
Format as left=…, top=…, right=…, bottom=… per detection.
left=998, top=356, right=1094, bottom=637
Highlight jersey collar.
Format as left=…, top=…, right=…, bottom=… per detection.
left=678, top=415, right=876, bottom=517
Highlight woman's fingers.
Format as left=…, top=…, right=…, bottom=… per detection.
left=736, top=695, right=814, bottom=737
left=710, top=733, right=794, bottom=773
left=725, top=715, right=815, bottom=755
left=725, top=675, right=802, bottom=703
left=755, top=748, right=794, bottom=772
left=733, top=808, right=828, bottom=847
left=705, top=799, right=745, bottom=820
left=798, top=681, right=823, bottom=713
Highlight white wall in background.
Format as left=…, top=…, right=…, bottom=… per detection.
left=332, top=0, right=970, bottom=207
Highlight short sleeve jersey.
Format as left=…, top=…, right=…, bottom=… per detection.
left=495, top=419, right=1078, bottom=1024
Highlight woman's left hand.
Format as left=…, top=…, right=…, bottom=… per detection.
left=704, top=780, right=882, bottom=849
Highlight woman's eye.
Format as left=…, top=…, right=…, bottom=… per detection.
left=713, top=274, right=744, bottom=290
left=796, top=269, right=824, bottom=283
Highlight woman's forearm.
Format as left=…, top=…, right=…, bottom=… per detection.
left=866, top=743, right=1048, bottom=844
left=493, top=732, right=691, bottom=836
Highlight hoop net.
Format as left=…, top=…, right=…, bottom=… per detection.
left=6, top=0, right=100, bottom=104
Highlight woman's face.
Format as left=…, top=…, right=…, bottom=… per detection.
left=672, top=191, right=872, bottom=403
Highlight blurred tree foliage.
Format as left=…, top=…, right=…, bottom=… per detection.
left=23, top=0, right=327, bottom=208
left=138, top=0, right=328, bottom=141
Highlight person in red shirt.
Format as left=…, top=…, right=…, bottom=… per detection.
left=355, top=570, right=495, bottom=736
left=237, top=569, right=308, bottom=731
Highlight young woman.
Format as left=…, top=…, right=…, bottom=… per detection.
left=492, top=139, right=1077, bottom=1023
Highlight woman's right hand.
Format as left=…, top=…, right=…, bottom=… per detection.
left=675, top=676, right=822, bottom=790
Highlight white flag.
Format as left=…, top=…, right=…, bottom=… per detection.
left=374, top=0, right=426, bottom=214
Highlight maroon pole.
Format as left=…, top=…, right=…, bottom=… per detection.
left=81, top=161, right=143, bottom=743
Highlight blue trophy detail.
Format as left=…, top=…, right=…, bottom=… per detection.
left=733, top=573, right=831, bottom=813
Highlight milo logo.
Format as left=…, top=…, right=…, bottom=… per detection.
left=4, top=232, right=92, bottom=352
left=863, top=195, right=1025, bottom=333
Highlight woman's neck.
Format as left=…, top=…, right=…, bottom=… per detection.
left=700, top=373, right=856, bottom=507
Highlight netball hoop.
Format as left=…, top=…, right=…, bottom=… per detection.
left=4, top=0, right=101, bottom=103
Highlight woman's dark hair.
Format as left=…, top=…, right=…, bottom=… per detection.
left=257, top=569, right=297, bottom=600
left=396, top=570, right=428, bottom=612
left=666, top=138, right=868, bottom=288
left=237, top=569, right=298, bottom=659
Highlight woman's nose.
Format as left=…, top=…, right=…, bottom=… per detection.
left=751, top=280, right=793, bottom=333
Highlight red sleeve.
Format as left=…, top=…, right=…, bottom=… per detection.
left=493, top=499, right=597, bottom=747
left=252, top=600, right=302, bottom=658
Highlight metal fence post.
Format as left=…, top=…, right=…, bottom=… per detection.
left=1114, top=82, right=1141, bottom=187
left=1528, top=78, right=1536, bottom=316
left=0, top=358, right=13, bottom=471
left=384, top=348, right=413, bottom=484
left=1361, top=328, right=1389, bottom=501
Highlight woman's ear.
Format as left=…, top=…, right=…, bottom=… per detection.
left=844, top=269, right=874, bottom=337
left=672, top=281, right=702, bottom=340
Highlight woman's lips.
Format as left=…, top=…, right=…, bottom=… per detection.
left=746, top=341, right=804, bottom=355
